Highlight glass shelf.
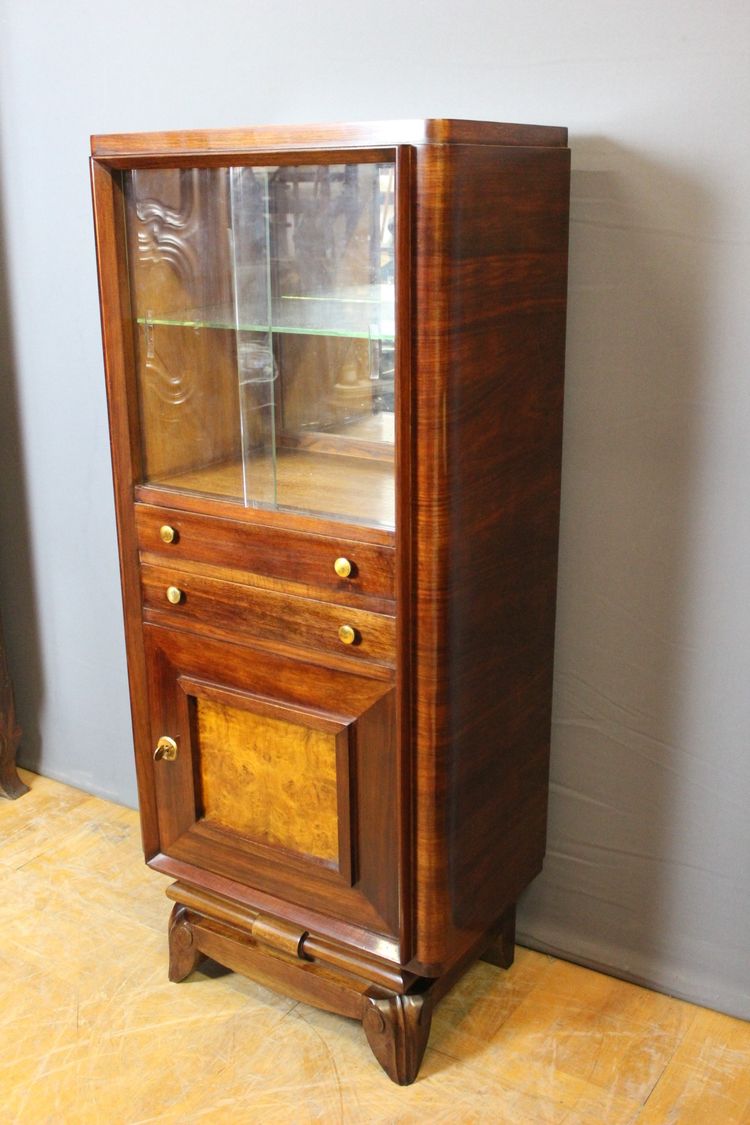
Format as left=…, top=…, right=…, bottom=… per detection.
left=136, top=289, right=396, bottom=341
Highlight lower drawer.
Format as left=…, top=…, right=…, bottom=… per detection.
left=141, top=563, right=396, bottom=670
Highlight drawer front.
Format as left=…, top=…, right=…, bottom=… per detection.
left=141, top=562, right=396, bottom=669
left=135, top=504, right=396, bottom=603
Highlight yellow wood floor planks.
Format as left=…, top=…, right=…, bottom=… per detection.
left=1, top=770, right=748, bottom=1124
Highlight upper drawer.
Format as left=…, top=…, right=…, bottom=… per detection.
left=135, top=504, right=395, bottom=603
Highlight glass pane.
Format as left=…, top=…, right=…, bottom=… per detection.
left=124, top=160, right=396, bottom=529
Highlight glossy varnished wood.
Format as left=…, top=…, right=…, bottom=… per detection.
left=140, top=561, right=396, bottom=670
left=408, top=139, right=570, bottom=973
left=91, top=119, right=567, bottom=160
left=91, top=119, right=571, bottom=1085
left=362, top=990, right=433, bottom=1085
left=135, top=485, right=395, bottom=547
left=167, top=903, right=203, bottom=981
left=91, top=158, right=160, bottom=856
left=135, top=503, right=396, bottom=604
left=166, top=882, right=414, bottom=991
left=144, top=625, right=401, bottom=938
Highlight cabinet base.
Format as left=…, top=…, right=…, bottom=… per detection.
left=165, top=882, right=516, bottom=1085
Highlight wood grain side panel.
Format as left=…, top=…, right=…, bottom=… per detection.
left=411, top=143, right=570, bottom=970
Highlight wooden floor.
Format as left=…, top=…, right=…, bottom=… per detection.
left=1, top=771, right=748, bottom=1124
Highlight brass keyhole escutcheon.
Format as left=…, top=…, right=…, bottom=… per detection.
left=166, top=586, right=183, bottom=605
left=334, top=557, right=353, bottom=579
left=160, top=525, right=177, bottom=544
left=153, top=736, right=178, bottom=762
left=338, top=624, right=357, bottom=645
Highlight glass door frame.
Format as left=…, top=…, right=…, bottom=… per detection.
left=111, top=144, right=412, bottom=546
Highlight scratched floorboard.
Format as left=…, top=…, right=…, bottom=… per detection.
left=1, top=770, right=748, bottom=1124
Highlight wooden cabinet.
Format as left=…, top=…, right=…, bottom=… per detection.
left=91, top=119, right=570, bottom=1084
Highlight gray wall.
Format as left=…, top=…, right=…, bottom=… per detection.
left=1, top=1, right=748, bottom=1018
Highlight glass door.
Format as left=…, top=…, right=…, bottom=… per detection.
left=123, top=156, right=397, bottom=529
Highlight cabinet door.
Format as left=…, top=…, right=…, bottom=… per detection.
left=123, top=155, right=399, bottom=530
left=143, top=625, right=402, bottom=940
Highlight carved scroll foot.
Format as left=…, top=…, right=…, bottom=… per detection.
left=480, top=903, right=516, bottom=969
left=168, top=904, right=204, bottom=982
left=362, top=990, right=433, bottom=1085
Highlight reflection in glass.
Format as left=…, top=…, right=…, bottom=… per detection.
left=124, top=161, right=396, bottom=529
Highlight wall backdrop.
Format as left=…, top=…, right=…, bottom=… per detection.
left=1, top=0, right=748, bottom=1019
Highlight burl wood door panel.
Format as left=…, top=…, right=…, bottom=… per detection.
left=143, top=625, right=402, bottom=939
left=187, top=680, right=353, bottom=882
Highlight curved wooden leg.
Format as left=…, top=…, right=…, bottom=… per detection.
left=362, top=990, right=433, bottom=1085
left=168, top=904, right=204, bottom=982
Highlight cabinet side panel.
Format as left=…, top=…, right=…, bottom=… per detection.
left=412, top=143, right=570, bottom=970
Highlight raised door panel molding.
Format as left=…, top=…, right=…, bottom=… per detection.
left=143, top=625, right=401, bottom=936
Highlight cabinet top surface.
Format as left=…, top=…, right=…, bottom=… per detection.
left=90, top=118, right=567, bottom=157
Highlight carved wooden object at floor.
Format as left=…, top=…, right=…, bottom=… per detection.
left=362, top=990, right=434, bottom=1086
left=167, top=903, right=204, bottom=982
left=480, top=903, right=517, bottom=970
left=0, top=611, right=27, bottom=799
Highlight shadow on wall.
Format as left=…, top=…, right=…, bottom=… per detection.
left=0, top=153, right=45, bottom=775
left=518, top=137, right=712, bottom=1002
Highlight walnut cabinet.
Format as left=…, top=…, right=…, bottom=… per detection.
left=90, top=119, right=570, bottom=1084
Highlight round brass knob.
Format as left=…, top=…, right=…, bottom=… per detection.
left=153, top=736, right=178, bottom=762
left=334, top=557, right=353, bottom=579
left=338, top=624, right=357, bottom=645
left=160, top=525, right=177, bottom=544
left=166, top=586, right=183, bottom=605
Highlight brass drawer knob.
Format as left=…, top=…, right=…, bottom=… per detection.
left=334, top=557, right=353, bottom=579
left=338, top=624, right=357, bottom=645
left=153, top=736, right=178, bottom=762
left=160, top=525, right=177, bottom=544
left=166, top=586, right=183, bottom=605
